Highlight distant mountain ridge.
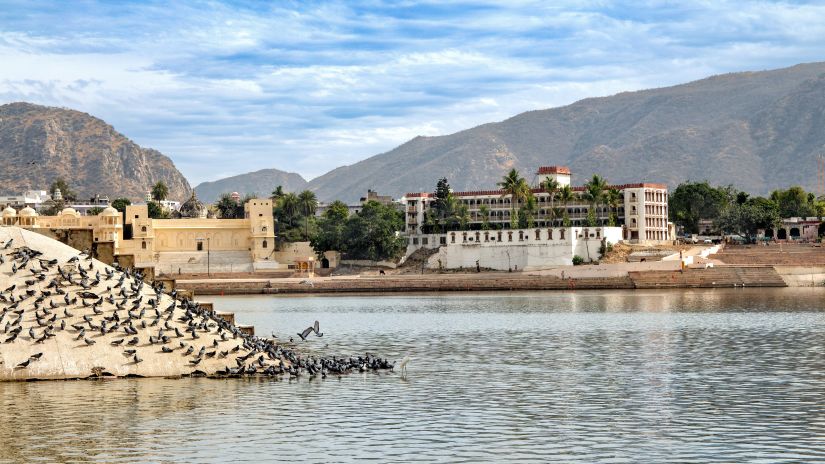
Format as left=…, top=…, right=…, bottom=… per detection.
left=287, top=62, right=825, bottom=202
left=194, top=168, right=308, bottom=202
left=0, top=102, right=190, bottom=200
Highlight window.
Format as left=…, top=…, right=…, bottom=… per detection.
left=262, top=240, right=268, bottom=248
left=422, top=237, right=428, bottom=245
left=141, top=226, right=147, bottom=232
left=197, top=242, right=203, bottom=251
left=560, top=229, right=566, bottom=240
left=440, top=236, right=447, bottom=245
left=141, top=241, right=147, bottom=250
left=535, top=229, right=541, bottom=240
left=413, top=237, right=419, bottom=245
left=547, top=228, right=553, bottom=240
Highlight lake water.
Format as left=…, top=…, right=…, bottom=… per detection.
left=3, top=288, right=825, bottom=463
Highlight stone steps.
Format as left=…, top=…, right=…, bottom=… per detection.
left=629, top=267, right=786, bottom=288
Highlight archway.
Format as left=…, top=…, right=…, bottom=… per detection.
left=790, top=227, right=800, bottom=239
left=321, top=257, right=330, bottom=268
left=777, top=229, right=788, bottom=240
left=764, top=228, right=774, bottom=239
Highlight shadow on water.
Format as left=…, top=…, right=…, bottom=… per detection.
left=3, top=288, right=825, bottom=462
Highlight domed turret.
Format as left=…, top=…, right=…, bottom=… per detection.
left=19, top=206, right=37, bottom=217
left=59, top=207, right=80, bottom=217
left=101, top=206, right=119, bottom=217
left=2, top=206, right=17, bottom=218
left=179, top=192, right=206, bottom=219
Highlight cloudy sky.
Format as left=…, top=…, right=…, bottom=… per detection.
left=2, top=1, right=825, bottom=185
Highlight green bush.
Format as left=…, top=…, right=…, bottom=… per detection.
left=572, top=255, right=584, bottom=265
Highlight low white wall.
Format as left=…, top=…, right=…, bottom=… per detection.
left=423, top=227, right=623, bottom=271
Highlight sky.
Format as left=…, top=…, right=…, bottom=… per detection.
left=2, top=1, right=825, bottom=186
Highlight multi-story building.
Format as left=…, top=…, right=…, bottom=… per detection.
left=402, top=166, right=669, bottom=245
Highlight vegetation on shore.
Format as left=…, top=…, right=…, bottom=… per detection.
left=669, top=182, right=825, bottom=241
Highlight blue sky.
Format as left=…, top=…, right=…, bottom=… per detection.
left=2, top=1, right=825, bottom=185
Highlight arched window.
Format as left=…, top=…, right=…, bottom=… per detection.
left=141, top=241, right=147, bottom=250
left=262, top=240, right=268, bottom=249
left=547, top=228, right=553, bottom=240
left=535, top=229, right=541, bottom=240
left=141, top=225, right=147, bottom=232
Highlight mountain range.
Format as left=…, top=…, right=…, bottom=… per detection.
left=295, top=61, right=825, bottom=202
left=5, top=62, right=825, bottom=205
left=0, top=102, right=190, bottom=201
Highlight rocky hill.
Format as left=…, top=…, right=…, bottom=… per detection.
left=302, top=62, right=825, bottom=202
left=0, top=102, right=190, bottom=200
left=194, top=168, right=308, bottom=203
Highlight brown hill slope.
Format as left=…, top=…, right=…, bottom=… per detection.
left=305, top=62, right=825, bottom=202
left=0, top=102, right=190, bottom=200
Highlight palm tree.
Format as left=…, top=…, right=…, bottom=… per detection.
left=457, top=204, right=471, bottom=230
left=479, top=205, right=491, bottom=230
left=605, top=188, right=622, bottom=226
left=522, top=195, right=538, bottom=228
left=271, top=185, right=284, bottom=201
left=278, top=192, right=299, bottom=223
left=558, top=185, right=574, bottom=227
left=298, top=190, right=318, bottom=240
left=151, top=181, right=169, bottom=202
left=215, top=193, right=240, bottom=218
left=498, top=169, right=531, bottom=229
left=584, top=174, right=608, bottom=226
left=541, top=177, right=560, bottom=226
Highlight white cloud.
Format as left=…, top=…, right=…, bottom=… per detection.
left=1, top=1, right=825, bottom=188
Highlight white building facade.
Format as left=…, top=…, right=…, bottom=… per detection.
left=403, top=166, right=669, bottom=245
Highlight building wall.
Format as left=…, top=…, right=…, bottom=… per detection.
left=420, top=226, right=623, bottom=271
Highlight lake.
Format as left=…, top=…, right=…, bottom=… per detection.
left=2, top=288, right=825, bottom=463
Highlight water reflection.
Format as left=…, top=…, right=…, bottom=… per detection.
left=2, top=288, right=825, bottom=462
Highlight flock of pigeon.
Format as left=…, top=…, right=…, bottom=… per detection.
left=0, top=235, right=395, bottom=380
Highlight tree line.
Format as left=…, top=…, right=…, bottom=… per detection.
left=669, top=182, right=825, bottom=241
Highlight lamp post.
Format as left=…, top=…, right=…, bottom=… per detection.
left=196, top=237, right=210, bottom=276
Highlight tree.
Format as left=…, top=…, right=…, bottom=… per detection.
left=558, top=185, right=574, bottom=227
left=298, top=190, right=319, bottom=240
left=87, top=206, right=104, bottom=216
left=111, top=198, right=131, bottom=212
left=669, top=181, right=732, bottom=234
left=49, top=178, right=77, bottom=202
left=271, top=185, right=284, bottom=201
left=541, top=177, right=560, bottom=225
left=770, top=186, right=817, bottom=219
left=147, top=201, right=169, bottom=219
left=274, top=192, right=303, bottom=242
left=519, top=195, right=537, bottom=228
left=151, top=181, right=169, bottom=202
left=498, top=169, right=531, bottom=229
left=479, top=204, right=491, bottom=230
left=583, top=174, right=608, bottom=225
left=430, top=178, right=457, bottom=233
left=215, top=193, right=244, bottom=219
left=716, top=197, right=779, bottom=242
left=340, top=201, right=406, bottom=261
left=457, top=203, right=471, bottom=230
left=310, top=200, right=350, bottom=257
left=605, top=188, right=622, bottom=226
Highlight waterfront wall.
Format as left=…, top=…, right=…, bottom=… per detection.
left=417, top=227, right=623, bottom=271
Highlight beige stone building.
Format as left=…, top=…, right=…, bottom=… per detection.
left=0, top=197, right=317, bottom=276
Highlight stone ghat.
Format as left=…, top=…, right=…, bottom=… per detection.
left=0, top=227, right=393, bottom=381
left=181, top=274, right=636, bottom=295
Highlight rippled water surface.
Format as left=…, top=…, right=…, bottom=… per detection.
left=4, top=288, right=825, bottom=463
